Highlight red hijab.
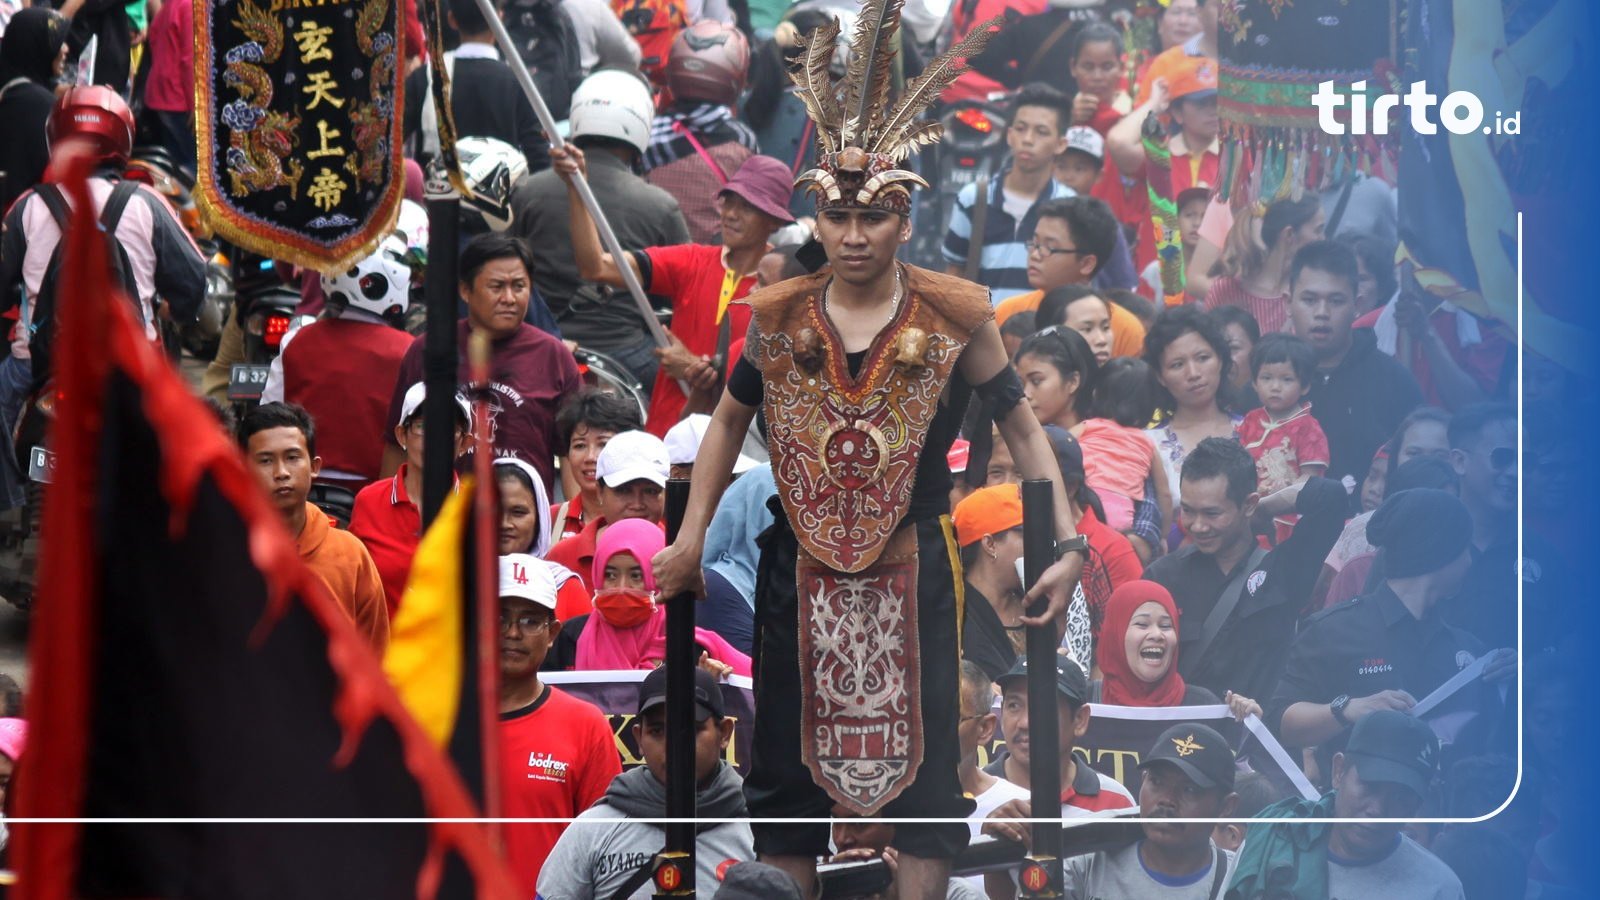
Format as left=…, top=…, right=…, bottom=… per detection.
left=1096, top=580, right=1187, bottom=707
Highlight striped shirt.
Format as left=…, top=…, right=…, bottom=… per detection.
left=941, top=168, right=1075, bottom=302
left=1203, top=275, right=1290, bottom=334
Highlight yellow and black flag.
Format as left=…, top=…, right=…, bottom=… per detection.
left=13, top=146, right=518, bottom=900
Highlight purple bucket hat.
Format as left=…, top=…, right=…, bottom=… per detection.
left=719, top=155, right=797, bottom=224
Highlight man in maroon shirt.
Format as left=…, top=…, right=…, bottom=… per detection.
left=385, top=233, right=580, bottom=489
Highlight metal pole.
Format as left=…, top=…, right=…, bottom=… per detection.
left=1020, top=478, right=1063, bottom=900
left=467, top=0, right=672, bottom=352
left=421, top=175, right=461, bottom=527
left=656, top=476, right=697, bottom=898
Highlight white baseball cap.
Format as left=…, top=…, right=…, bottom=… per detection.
left=499, top=553, right=558, bottom=610
left=663, top=414, right=760, bottom=474
left=1063, top=126, right=1104, bottom=163
left=398, top=382, right=472, bottom=429
left=595, top=429, right=670, bottom=489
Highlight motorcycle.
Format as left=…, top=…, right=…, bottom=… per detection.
left=906, top=97, right=1009, bottom=269
left=223, top=250, right=300, bottom=414
left=573, top=346, right=649, bottom=424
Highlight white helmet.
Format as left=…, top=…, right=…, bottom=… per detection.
left=323, top=235, right=411, bottom=323
left=394, top=199, right=429, bottom=257
left=456, top=136, right=528, bottom=232
left=568, top=70, right=656, bottom=155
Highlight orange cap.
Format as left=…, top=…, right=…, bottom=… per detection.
left=952, top=484, right=1025, bottom=547
left=1166, top=55, right=1218, bottom=103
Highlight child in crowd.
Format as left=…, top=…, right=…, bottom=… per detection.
left=1065, top=23, right=1131, bottom=137
left=1054, top=126, right=1105, bottom=197
left=1238, top=334, right=1329, bottom=544
left=1073, top=358, right=1167, bottom=533
left=1141, top=186, right=1210, bottom=299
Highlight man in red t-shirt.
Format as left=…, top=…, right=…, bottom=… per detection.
left=557, top=147, right=795, bottom=436
left=498, top=553, right=621, bottom=896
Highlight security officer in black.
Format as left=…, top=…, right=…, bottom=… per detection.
left=1268, top=488, right=1515, bottom=777
left=1143, top=438, right=1346, bottom=703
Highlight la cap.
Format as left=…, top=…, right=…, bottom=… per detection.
left=498, top=553, right=558, bottom=610
left=596, top=430, right=670, bottom=489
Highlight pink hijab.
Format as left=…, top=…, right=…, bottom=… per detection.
left=575, top=519, right=751, bottom=675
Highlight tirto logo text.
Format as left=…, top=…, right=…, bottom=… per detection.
left=1312, top=81, right=1520, bottom=137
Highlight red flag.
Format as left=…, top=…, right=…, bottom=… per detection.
left=13, top=142, right=519, bottom=900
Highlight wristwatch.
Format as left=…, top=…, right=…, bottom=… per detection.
left=1330, top=694, right=1352, bottom=727
left=1053, top=534, right=1090, bottom=562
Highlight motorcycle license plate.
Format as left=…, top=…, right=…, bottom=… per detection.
left=228, top=364, right=270, bottom=400
left=27, top=446, right=54, bottom=484
left=950, top=169, right=979, bottom=185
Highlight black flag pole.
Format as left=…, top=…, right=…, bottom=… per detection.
left=657, top=477, right=697, bottom=898
left=1020, top=478, right=1063, bottom=900
left=421, top=170, right=460, bottom=527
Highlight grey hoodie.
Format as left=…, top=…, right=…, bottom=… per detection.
left=536, top=763, right=754, bottom=900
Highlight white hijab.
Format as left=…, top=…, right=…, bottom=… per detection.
left=492, top=458, right=578, bottom=586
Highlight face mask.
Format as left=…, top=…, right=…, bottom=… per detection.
left=593, top=588, right=657, bottom=628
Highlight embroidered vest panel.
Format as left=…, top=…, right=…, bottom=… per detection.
left=746, top=266, right=992, bottom=573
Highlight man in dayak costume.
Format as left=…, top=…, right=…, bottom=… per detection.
left=638, top=2, right=1089, bottom=896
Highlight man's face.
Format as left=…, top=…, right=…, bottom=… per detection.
left=1330, top=754, right=1423, bottom=857
left=461, top=256, right=531, bottom=339
left=566, top=423, right=617, bottom=494
left=1289, top=267, right=1358, bottom=362
left=998, top=684, right=1088, bottom=768
left=598, top=478, right=664, bottom=523
left=499, top=597, right=559, bottom=682
left=756, top=251, right=791, bottom=289
left=246, top=426, right=319, bottom=517
left=832, top=816, right=896, bottom=854
left=717, top=192, right=782, bottom=252
left=1139, top=761, right=1235, bottom=851
left=1178, top=474, right=1255, bottom=556
left=1026, top=215, right=1094, bottom=290
left=636, top=707, right=733, bottom=785
left=1452, top=418, right=1517, bottom=514
left=1007, top=104, right=1068, bottom=175
left=957, top=682, right=997, bottom=766
left=985, top=436, right=1023, bottom=486
left=815, top=207, right=909, bottom=287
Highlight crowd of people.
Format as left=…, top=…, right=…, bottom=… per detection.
left=0, top=0, right=1576, bottom=897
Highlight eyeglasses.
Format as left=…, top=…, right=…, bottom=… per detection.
left=500, top=611, right=550, bottom=632
left=1024, top=240, right=1085, bottom=259
left=1489, top=447, right=1517, bottom=471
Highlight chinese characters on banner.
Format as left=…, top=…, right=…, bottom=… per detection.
left=195, top=0, right=405, bottom=271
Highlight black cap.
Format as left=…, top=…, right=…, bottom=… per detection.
left=995, top=653, right=1089, bottom=706
left=1345, top=709, right=1439, bottom=800
left=1141, top=723, right=1236, bottom=791
left=714, top=862, right=804, bottom=900
left=638, top=666, right=726, bottom=721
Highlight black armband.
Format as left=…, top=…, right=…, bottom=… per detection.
left=973, top=365, right=1025, bottom=416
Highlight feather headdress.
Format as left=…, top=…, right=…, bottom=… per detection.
left=790, top=0, right=1001, bottom=213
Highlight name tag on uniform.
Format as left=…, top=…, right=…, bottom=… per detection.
left=228, top=364, right=270, bottom=400
left=27, top=445, right=54, bottom=484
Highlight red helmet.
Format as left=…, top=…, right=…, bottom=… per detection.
left=47, top=86, right=135, bottom=166
left=665, top=21, right=749, bottom=107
